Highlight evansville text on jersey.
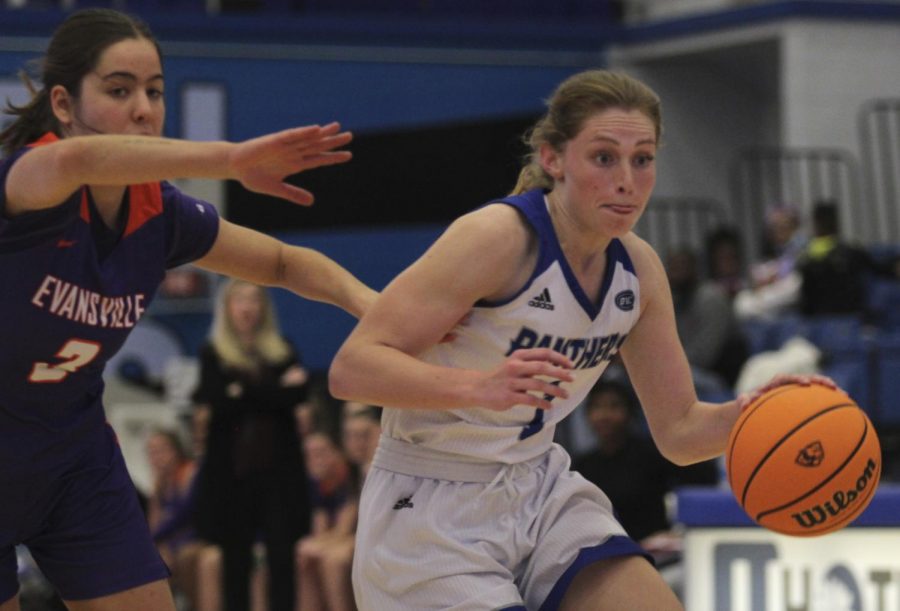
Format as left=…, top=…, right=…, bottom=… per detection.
left=505, top=326, right=628, bottom=370
left=31, top=274, right=146, bottom=329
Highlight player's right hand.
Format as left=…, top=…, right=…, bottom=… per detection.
left=228, top=122, right=353, bottom=205
left=735, top=373, right=839, bottom=411
left=475, top=348, right=574, bottom=411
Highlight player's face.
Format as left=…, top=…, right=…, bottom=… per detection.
left=146, top=434, right=178, bottom=474
left=547, top=108, right=657, bottom=237
left=304, top=434, right=340, bottom=480
left=342, top=417, right=375, bottom=465
left=71, top=37, right=165, bottom=137
left=766, top=210, right=799, bottom=248
left=712, top=241, right=742, bottom=278
left=226, top=283, right=265, bottom=336
left=586, top=391, right=630, bottom=441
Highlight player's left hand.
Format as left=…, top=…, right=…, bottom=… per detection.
left=228, top=122, right=353, bottom=205
left=736, top=373, right=839, bottom=411
left=281, top=365, right=309, bottom=387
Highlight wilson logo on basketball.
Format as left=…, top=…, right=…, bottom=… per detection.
left=795, top=441, right=825, bottom=467
left=790, top=457, right=878, bottom=529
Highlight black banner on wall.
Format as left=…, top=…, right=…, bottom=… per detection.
left=226, top=114, right=537, bottom=231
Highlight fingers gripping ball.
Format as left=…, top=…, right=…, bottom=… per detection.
left=726, top=384, right=881, bottom=536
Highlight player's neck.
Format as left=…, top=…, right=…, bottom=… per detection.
left=88, top=185, right=128, bottom=231
left=546, top=192, right=611, bottom=265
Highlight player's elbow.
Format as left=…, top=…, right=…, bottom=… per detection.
left=652, top=430, right=703, bottom=466
left=660, top=447, right=699, bottom=467
left=328, top=348, right=356, bottom=401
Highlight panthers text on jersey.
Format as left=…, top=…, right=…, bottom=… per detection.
left=380, top=188, right=641, bottom=464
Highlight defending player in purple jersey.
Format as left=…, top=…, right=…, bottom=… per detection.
left=0, top=9, right=374, bottom=611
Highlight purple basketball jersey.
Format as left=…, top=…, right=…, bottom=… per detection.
left=0, top=132, right=219, bottom=474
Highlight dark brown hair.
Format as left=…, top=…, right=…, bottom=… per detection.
left=1, top=8, right=160, bottom=155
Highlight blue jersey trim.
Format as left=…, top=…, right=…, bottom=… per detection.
left=480, top=189, right=636, bottom=320
left=538, top=535, right=651, bottom=611
left=473, top=189, right=554, bottom=308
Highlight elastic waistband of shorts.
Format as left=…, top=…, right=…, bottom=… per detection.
left=372, top=436, right=548, bottom=483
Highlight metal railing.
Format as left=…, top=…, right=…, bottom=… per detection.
left=729, top=147, right=861, bottom=262
left=634, top=196, right=726, bottom=258
left=859, top=98, right=900, bottom=245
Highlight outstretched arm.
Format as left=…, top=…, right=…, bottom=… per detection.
left=196, top=220, right=376, bottom=319
left=4, top=122, right=351, bottom=214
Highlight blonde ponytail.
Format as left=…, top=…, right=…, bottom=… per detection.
left=510, top=163, right=553, bottom=196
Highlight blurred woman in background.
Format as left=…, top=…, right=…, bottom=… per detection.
left=192, top=280, right=312, bottom=611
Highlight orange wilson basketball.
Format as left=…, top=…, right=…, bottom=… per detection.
left=726, top=383, right=881, bottom=537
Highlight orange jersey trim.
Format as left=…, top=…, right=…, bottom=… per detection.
left=28, top=133, right=163, bottom=233
left=124, top=183, right=163, bottom=237
left=28, top=132, right=60, bottom=147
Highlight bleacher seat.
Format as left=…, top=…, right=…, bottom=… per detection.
left=740, top=315, right=811, bottom=355
left=868, top=277, right=900, bottom=329
left=769, top=315, right=810, bottom=350
left=803, top=314, right=863, bottom=348
left=821, top=354, right=872, bottom=412
left=741, top=314, right=864, bottom=353
left=874, top=334, right=900, bottom=427
left=739, top=318, right=775, bottom=355
left=739, top=313, right=875, bottom=418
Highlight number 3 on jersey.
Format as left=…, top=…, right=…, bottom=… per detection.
left=29, top=339, right=101, bottom=383
left=519, top=380, right=562, bottom=440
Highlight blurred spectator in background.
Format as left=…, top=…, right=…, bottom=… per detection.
left=705, top=226, right=746, bottom=300
left=340, top=402, right=382, bottom=479
left=192, top=280, right=310, bottom=611
left=573, top=380, right=718, bottom=553
left=145, top=428, right=206, bottom=610
left=798, top=200, right=900, bottom=317
left=735, top=204, right=808, bottom=320
left=666, top=246, right=749, bottom=390
left=296, top=429, right=358, bottom=611
left=756, top=203, right=808, bottom=283
left=295, top=372, right=341, bottom=442
left=296, top=403, right=381, bottom=611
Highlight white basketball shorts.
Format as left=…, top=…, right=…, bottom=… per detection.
left=352, top=436, right=648, bottom=610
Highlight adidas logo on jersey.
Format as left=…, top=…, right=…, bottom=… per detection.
left=392, top=496, right=414, bottom=510
left=528, top=288, right=555, bottom=311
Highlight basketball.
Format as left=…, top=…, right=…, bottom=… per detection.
left=726, top=383, right=881, bottom=537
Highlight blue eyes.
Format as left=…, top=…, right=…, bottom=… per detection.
left=594, top=153, right=655, bottom=167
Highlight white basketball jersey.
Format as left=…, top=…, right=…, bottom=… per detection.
left=380, top=189, right=641, bottom=463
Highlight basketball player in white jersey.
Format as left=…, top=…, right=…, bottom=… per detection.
left=330, top=70, right=830, bottom=610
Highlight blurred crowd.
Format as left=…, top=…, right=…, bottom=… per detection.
left=665, top=199, right=900, bottom=397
